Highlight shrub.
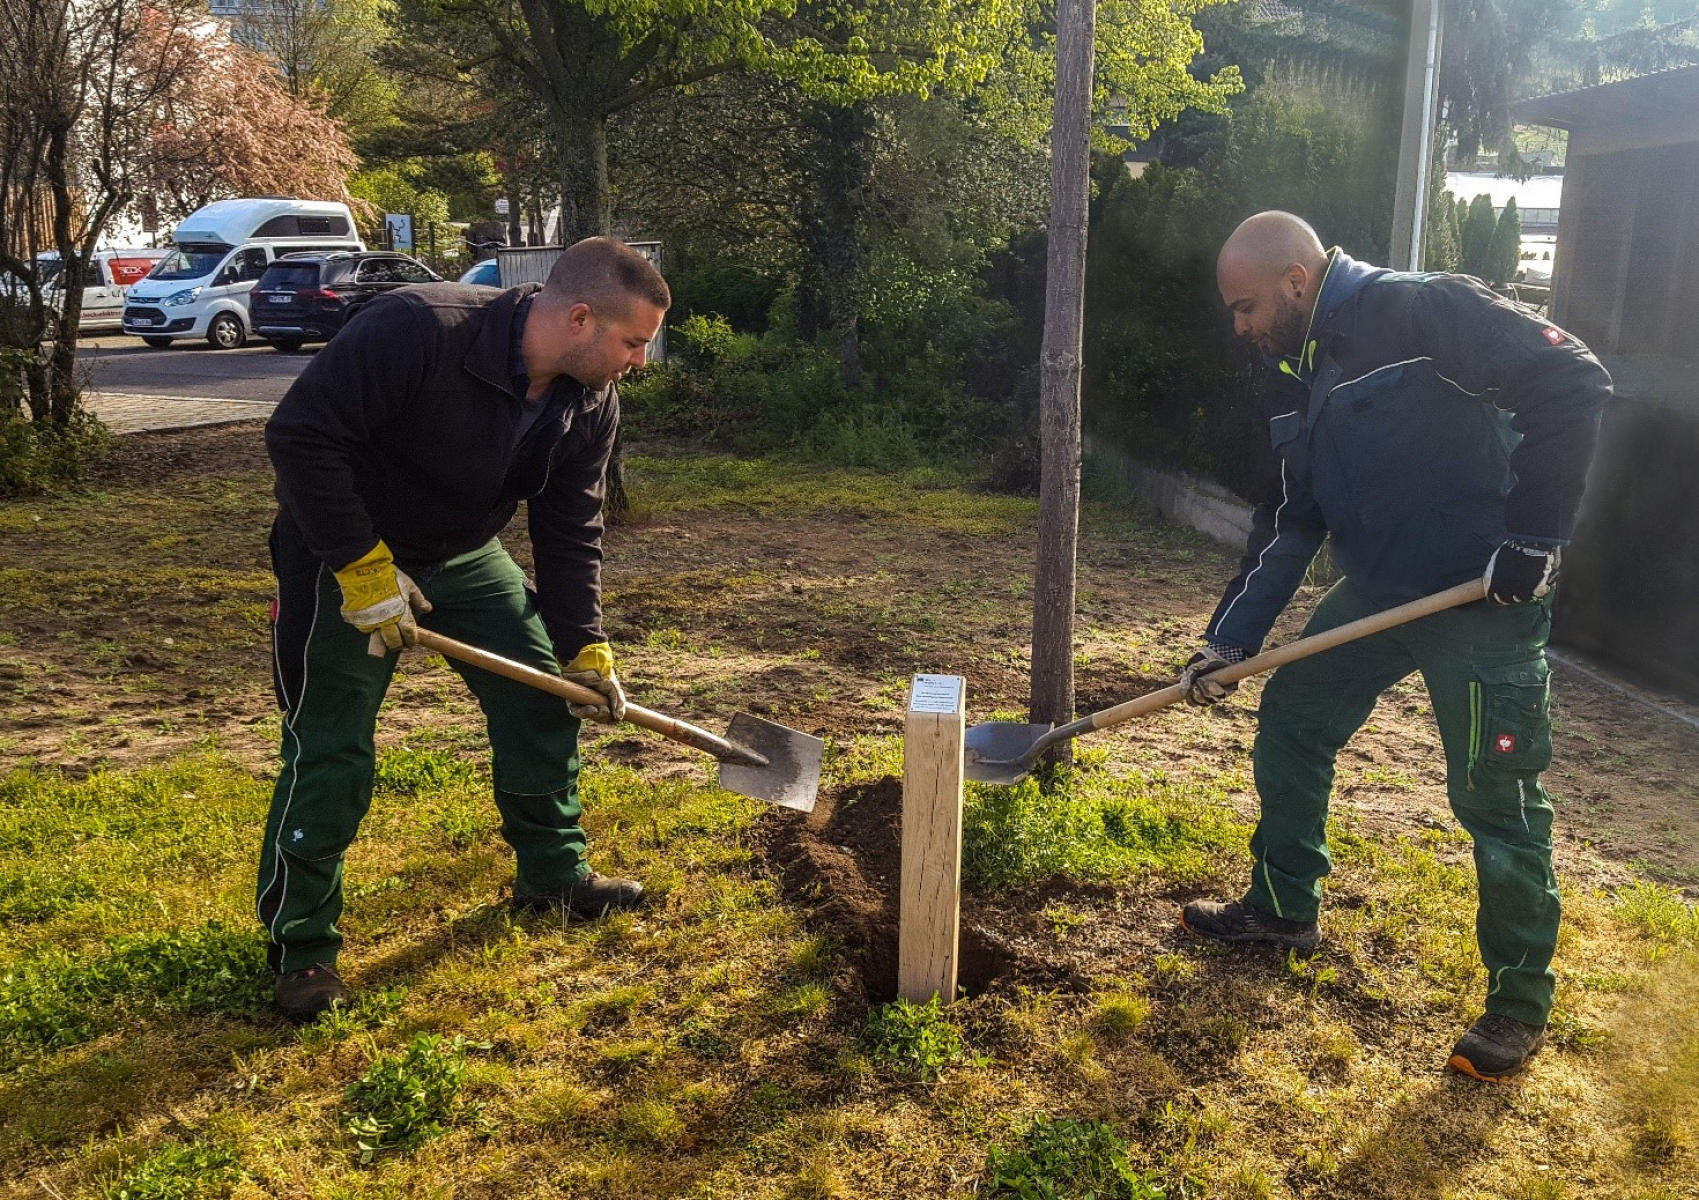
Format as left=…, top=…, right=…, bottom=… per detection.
left=0, top=406, right=111, bottom=497
left=344, top=1033, right=489, bottom=1162
left=0, top=922, right=269, bottom=1063
left=984, top=1115, right=1165, bottom=1199
left=99, top=1141, right=243, bottom=1200
left=862, top=995, right=966, bottom=1079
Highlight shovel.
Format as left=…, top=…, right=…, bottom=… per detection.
left=965, top=578, right=1488, bottom=785
left=413, top=629, right=823, bottom=812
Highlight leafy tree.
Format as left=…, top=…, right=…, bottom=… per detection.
left=131, top=8, right=359, bottom=221
left=391, top=0, right=1240, bottom=245
left=1459, top=192, right=1497, bottom=278
left=0, top=0, right=204, bottom=428
left=229, top=0, right=396, bottom=140
left=1440, top=0, right=1576, bottom=166
left=1425, top=189, right=1460, bottom=271
left=1486, top=195, right=1521, bottom=284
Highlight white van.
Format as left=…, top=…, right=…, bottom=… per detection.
left=122, top=198, right=364, bottom=349
left=32, top=248, right=168, bottom=332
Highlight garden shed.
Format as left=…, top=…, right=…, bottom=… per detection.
left=1514, top=65, right=1699, bottom=700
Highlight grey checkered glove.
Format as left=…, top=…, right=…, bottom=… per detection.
left=1180, top=641, right=1247, bottom=707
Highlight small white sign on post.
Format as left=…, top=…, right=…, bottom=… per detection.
left=494, top=198, right=511, bottom=216
left=384, top=213, right=414, bottom=252
left=899, top=673, right=966, bottom=1005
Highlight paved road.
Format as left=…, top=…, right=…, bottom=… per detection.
left=77, top=333, right=315, bottom=404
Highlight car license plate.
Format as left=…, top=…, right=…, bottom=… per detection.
left=131, top=317, right=158, bottom=326
left=265, top=293, right=293, bottom=304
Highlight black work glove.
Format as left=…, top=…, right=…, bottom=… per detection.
left=1485, top=539, right=1562, bottom=605
left=1180, top=641, right=1247, bottom=706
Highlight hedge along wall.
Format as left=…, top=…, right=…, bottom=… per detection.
left=1555, top=361, right=1699, bottom=701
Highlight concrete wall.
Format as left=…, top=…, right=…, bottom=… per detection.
left=1085, top=436, right=1254, bottom=549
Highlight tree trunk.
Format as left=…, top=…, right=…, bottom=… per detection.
left=796, top=103, right=873, bottom=387
left=1028, top=0, right=1095, bottom=769
left=558, top=111, right=612, bottom=244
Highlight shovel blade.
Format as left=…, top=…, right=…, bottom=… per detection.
left=718, top=713, right=824, bottom=813
left=964, top=721, right=1053, bottom=785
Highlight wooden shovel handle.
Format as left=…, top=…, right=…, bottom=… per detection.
left=1081, top=578, right=1489, bottom=735
left=412, top=629, right=767, bottom=766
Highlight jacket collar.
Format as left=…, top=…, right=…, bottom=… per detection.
left=465, top=282, right=609, bottom=413
left=1276, top=249, right=1390, bottom=382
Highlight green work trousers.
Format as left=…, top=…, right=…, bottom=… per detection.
left=1245, top=578, right=1560, bottom=1026
left=258, top=537, right=586, bottom=974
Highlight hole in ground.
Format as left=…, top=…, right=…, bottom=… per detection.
left=753, top=775, right=1051, bottom=1003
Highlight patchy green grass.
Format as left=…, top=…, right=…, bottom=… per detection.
left=627, top=455, right=1037, bottom=538
left=4, top=440, right=1699, bottom=1198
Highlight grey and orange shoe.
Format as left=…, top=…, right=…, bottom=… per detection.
left=1179, top=899, right=1321, bottom=951
left=1447, top=1013, right=1546, bottom=1082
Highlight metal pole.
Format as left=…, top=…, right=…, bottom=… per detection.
left=1390, top=0, right=1444, bottom=270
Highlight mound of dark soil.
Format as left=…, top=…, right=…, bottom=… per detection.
left=752, top=774, right=1078, bottom=1004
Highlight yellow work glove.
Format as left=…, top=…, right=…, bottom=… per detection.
left=560, top=641, right=626, bottom=724
left=333, top=540, right=432, bottom=657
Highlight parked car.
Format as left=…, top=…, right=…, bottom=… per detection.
left=457, top=258, right=499, bottom=287
left=122, top=197, right=364, bottom=349
left=31, top=248, right=169, bottom=332
left=250, top=251, right=444, bottom=351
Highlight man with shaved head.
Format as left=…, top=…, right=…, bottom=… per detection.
left=1176, top=211, right=1611, bottom=1082
left=260, top=236, right=668, bottom=1021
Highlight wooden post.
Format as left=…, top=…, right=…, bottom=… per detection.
left=899, top=674, right=966, bottom=1005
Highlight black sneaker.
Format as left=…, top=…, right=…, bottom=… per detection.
left=1448, top=1013, right=1546, bottom=1082
left=1179, top=899, right=1322, bottom=951
left=273, top=963, right=351, bottom=1023
left=513, top=872, right=644, bottom=919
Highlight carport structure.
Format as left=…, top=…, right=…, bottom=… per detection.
left=1514, top=65, right=1699, bottom=699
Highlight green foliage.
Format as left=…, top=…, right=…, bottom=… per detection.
left=344, top=1033, right=490, bottom=1162
left=99, top=1141, right=243, bottom=1200
left=626, top=285, right=1027, bottom=469
left=1460, top=194, right=1499, bottom=279
left=0, top=407, right=110, bottom=498
left=1487, top=198, right=1524, bottom=285
left=1613, top=882, right=1699, bottom=947
left=962, top=771, right=1241, bottom=892
left=862, top=996, right=966, bottom=1079
left=984, top=1115, right=1166, bottom=1199
left=1084, top=93, right=1397, bottom=494
left=372, top=745, right=483, bottom=795
left=0, top=923, right=269, bottom=1066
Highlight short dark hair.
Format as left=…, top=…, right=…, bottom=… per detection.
left=542, top=236, right=670, bottom=315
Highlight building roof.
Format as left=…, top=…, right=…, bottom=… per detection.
left=1514, top=64, right=1699, bottom=130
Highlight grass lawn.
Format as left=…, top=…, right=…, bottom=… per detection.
left=0, top=424, right=1696, bottom=1199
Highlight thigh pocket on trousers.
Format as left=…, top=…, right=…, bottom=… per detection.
left=1469, top=659, right=1553, bottom=782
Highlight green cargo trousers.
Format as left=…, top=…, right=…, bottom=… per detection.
left=258, top=535, right=586, bottom=974
left=1245, top=578, right=1560, bottom=1027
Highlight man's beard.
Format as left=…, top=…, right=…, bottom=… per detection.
left=1268, top=290, right=1308, bottom=358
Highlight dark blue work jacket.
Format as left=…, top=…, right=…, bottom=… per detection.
left=1206, top=251, right=1612, bottom=654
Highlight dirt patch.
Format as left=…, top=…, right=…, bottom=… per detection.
left=5, top=421, right=1699, bottom=893
left=90, top=419, right=273, bottom=488
left=753, top=775, right=1088, bottom=1002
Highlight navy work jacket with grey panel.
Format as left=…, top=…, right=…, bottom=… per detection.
left=264, top=282, right=617, bottom=655
left=1205, top=250, right=1613, bottom=655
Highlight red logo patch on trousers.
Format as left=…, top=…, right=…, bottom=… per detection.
left=1495, top=733, right=1517, bottom=754
left=1542, top=326, right=1566, bottom=345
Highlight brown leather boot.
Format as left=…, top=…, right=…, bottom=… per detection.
left=513, top=872, right=644, bottom=919
left=273, top=963, right=351, bottom=1023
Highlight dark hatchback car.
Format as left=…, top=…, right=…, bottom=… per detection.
left=251, top=251, right=443, bottom=351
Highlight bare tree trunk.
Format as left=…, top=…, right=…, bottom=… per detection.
left=1028, top=0, right=1095, bottom=770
